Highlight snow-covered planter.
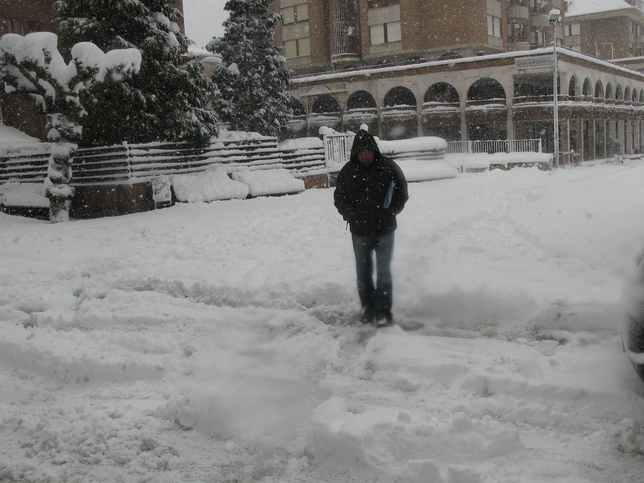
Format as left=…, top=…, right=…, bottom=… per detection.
left=170, top=169, right=249, bottom=202
left=0, top=183, right=48, bottom=207
left=0, top=182, right=49, bottom=219
left=379, top=137, right=447, bottom=160
left=231, top=168, right=305, bottom=197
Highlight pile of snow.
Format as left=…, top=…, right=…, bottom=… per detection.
left=397, top=159, right=458, bottom=182
left=567, top=0, right=633, bottom=17
left=378, top=136, right=447, bottom=156
left=0, top=182, right=48, bottom=208
left=278, top=137, right=323, bottom=151
left=487, top=151, right=553, bottom=167
left=0, top=126, right=40, bottom=146
left=213, top=129, right=275, bottom=143
left=310, top=394, right=521, bottom=479
left=170, top=169, right=248, bottom=202
left=169, top=168, right=304, bottom=201
left=445, top=152, right=554, bottom=172
left=231, top=168, right=305, bottom=197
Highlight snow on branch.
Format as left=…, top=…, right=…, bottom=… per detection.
left=0, top=32, right=142, bottom=222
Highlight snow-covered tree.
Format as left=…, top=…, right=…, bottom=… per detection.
left=56, top=0, right=218, bottom=146
left=207, top=0, right=292, bottom=136
left=0, top=32, right=141, bottom=222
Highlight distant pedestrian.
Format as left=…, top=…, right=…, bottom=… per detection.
left=334, top=128, right=409, bottom=326
left=613, top=137, right=623, bottom=164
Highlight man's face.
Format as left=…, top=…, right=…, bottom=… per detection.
left=357, top=150, right=375, bottom=166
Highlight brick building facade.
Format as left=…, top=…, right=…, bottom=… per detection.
left=272, top=0, right=644, bottom=162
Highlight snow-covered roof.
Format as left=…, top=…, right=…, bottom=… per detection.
left=566, top=0, right=635, bottom=17
left=0, top=125, right=40, bottom=145
left=292, top=47, right=644, bottom=86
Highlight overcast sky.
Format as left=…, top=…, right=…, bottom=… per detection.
left=183, top=0, right=229, bottom=51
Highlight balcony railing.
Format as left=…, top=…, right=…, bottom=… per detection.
left=530, top=13, right=550, bottom=30
left=466, top=98, right=507, bottom=108
left=381, top=105, right=418, bottom=118
left=512, top=94, right=632, bottom=104
left=421, top=101, right=460, bottom=111
left=446, top=139, right=542, bottom=155
left=507, top=5, right=530, bottom=23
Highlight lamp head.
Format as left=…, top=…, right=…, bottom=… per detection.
left=549, top=8, right=562, bottom=26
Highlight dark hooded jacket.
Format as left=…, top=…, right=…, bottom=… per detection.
left=334, top=129, right=408, bottom=237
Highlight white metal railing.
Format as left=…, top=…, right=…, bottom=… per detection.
left=1, top=138, right=327, bottom=185
left=323, top=131, right=355, bottom=173
left=446, top=139, right=542, bottom=155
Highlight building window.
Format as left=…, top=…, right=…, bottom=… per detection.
left=565, top=23, right=580, bottom=36
left=508, top=23, right=524, bottom=43
left=282, top=3, right=308, bottom=25
left=370, top=21, right=401, bottom=45
left=487, top=15, right=501, bottom=38
left=531, top=30, right=545, bottom=48
left=284, top=37, right=310, bottom=58
left=8, top=19, right=23, bottom=35
left=368, top=0, right=400, bottom=7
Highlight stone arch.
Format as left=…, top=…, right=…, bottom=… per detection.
left=625, top=86, right=631, bottom=102
left=309, top=94, right=341, bottom=136
left=616, top=84, right=624, bottom=101
left=288, top=96, right=306, bottom=116
left=284, top=96, right=307, bottom=136
left=605, top=83, right=614, bottom=100
left=467, top=78, right=506, bottom=103
left=568, top=75, right=580, bottom=97
left=347, top=90, right=377, bottom=110
left=344, top=90, right=378, bottom=133
left=383, top=86, right=417, bottom=108
left=583, top=78, right=593, bottom=97
left=422, top=82, right=461, bottom=141
left=595, top=80, right=604, bottom=98
left=633, top=88, right=638, bottom=103
left=467, top=78, right=507, bottom=142
left=424, top=82, right=460, bottom=104
left=381, top=86, right=417, bottom=140
left=312, top=94, right=340, bottom=114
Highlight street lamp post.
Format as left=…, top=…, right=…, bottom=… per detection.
left=550, top=9, right=562, bottom=169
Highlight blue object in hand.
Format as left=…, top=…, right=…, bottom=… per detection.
left=384, top=181, right=395, bottom=209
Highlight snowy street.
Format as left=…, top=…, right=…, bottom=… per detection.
left=1, top=162, right=644, bottom=482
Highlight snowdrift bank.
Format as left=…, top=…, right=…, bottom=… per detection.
left=1, top=162, right=644, bottom=483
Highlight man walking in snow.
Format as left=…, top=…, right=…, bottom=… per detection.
left=334, top=127, right=409, bottom=326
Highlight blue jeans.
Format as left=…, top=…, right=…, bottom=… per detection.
left=351, top=233, right=395, bottom=318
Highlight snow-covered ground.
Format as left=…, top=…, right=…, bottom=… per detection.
left=1, top=160, right=644, bottom=483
